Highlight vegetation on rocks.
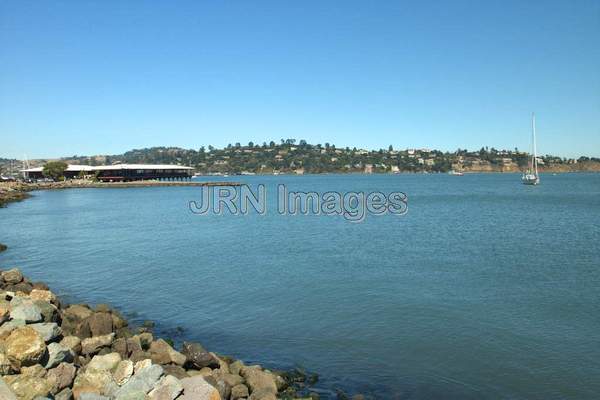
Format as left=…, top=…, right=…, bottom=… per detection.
left=0, top=267, right=343, bottom=400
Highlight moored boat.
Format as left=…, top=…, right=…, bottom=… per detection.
left=522, top=113, right=540, bottom=185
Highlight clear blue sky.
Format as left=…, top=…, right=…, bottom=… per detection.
left=1, top=0, right=599, bottom=159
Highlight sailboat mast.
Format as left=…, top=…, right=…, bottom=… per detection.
left=532, top=112, right=538, bottom=175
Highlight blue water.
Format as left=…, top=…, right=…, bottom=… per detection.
left=1, top=174, right=599, bottom=399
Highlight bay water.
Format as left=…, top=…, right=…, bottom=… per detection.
left=0, top=173, right=598, bottom=399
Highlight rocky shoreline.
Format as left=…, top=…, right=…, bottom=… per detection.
left=0, top=185, right=366, bottom=400
left=0, top=265, right=344, bottom=400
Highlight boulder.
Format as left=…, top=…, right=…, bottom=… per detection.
left=79, top=394, right=110, bottom=400
left=6, top=282, right=33, bottom=294
left=114, top=364, right=163, bottom=398
left=179, top=375, right=221, bottom=400
left=72, top=369, right=116, bottom=400
left=211, top=370, right=244, bottom=387
left=30, top=289, right=57, bottom=304
left=9, top=298, right=42, bottom=323
left=248, top=388, right=277, bottom=400
left=4, top=374, right=53, bottom=400
left=240, top=366, right=277, bottom=395
left=126, top=336, right=142, bottom=354
left=85, top=313, right=114, bottom=337
left=129, top=350, right=151, bottom=364
left=55, top=388, right=74, bottom=400
left=64, top=305, right=94, bottom=321
left=111, top=337, right=128, bottom=358
left=182, top=342, right=219, bottom=369
left=33, top=300, right=59, bottom=323
left=47, top=362, right=77, bottom=394
left=1, top=268, right=23, bottom=284
left=87, top=353, right=122, bottom=372
left=133, top=359, right=152, bottom=373
left=61, top=336, right=82, bottom=355
left=5, top=326, right=47, bottom=368
left=20, top=364, right=47, bottom=377
left=204, top=374, right=231, bottom=400
left=112, top=360, right=134, bottom=385
left=0, top=319, right=25, bottom=340
left=229, top=360, right=244, bottom=376
left=148, top=375, right=184, bottom=400
left=231, top=384, right=249, bottom=399
left=0, top=243, right=7, bottom=253
left=81, top=333, right=114, bottom=355
left=210, top=353, right=230, bottom=374
left=149, top=339, right=186, bottom=366
left=0, top=377, right=18, bottom=400
left=45, top=342, right=75, bottom=369
left=162, top=364, right=188, bottom=379
left=29, top=322, right=62, bottom=343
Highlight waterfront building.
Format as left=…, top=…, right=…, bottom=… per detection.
left=21, top=164, right=194, bottom=182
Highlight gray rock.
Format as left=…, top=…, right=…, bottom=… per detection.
left=45, top=342, right=74, bottom=369
left=79, top=394, right=110, bottom=400
left=33, top=300, right=59, bottom=323
left=29, top=322, right=62, bottom=343
left=0, top=377, right=18, bottom=400
left=55, top=388, right=73, bottom=400
left=115, top=364, right=164, bottom=398
left=72, top=368, right=116, bottom=399
left=148, top=375, right=183, bottom=400
left=0, top=319, right=25, bottom=339
left=9, top=298, right=43, bottom=323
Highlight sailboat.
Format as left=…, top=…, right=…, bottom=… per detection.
left=522, top=113, right=540, bottom=185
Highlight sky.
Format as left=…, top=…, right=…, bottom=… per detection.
left=1, top=0, right=599, bottom=159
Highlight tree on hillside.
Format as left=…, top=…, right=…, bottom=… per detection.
left=43, top=161, right=68, bottom=181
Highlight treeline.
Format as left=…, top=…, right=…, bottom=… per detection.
left=58, top=140, right=600, bottom=174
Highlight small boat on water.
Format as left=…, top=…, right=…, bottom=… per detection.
left=448, top=170, right=464, bottom=176
left=522, top=113, right=540, bottom=185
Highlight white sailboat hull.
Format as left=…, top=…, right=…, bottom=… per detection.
left=522, top=174, right=540, bottom=185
